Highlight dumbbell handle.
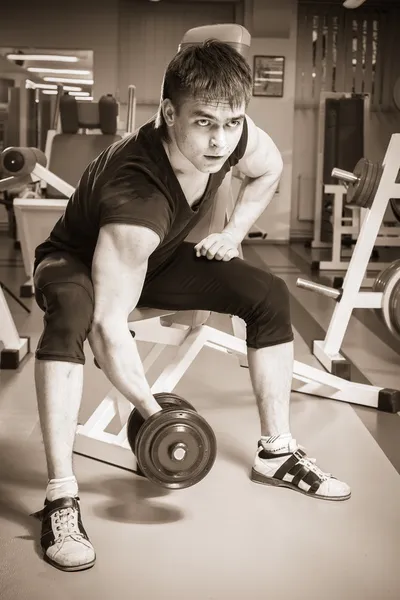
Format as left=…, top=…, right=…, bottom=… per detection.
left=296, top=278, right=341, bottom=300
left=332, top=167, right=359, bottom=184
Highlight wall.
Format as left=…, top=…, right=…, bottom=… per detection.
left=117, top=0, right=236, bottom=129
left=0, top=0, right=120, bottom=100
left=291, top=3, right=400, bottom=239
left=243, top=0, right=298, bottom=242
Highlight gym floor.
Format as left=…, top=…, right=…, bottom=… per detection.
left=0, top=233, right=399, bottom=600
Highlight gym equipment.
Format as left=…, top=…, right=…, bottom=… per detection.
left=127, top=393, right=216, bottom=489
left=312, top=92, right=369, bottom=251
left=333, top=158, right=383, bottom=208
left=0, top=149, right=58, bottom=369
left=0, top=143, right=79, bottom=369
left=311, top=93, right=400, bottom=277
left=297, top=133, right=400, bottom=378
left=297, top=258, right=400, bottom=342
left=3, top=89, right=134, bottom=298
left=0, top=146, right=74, bottom=199
left=373, top=260, right=400, bottom=341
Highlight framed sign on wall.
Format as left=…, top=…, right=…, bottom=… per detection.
left=252, top=56, right=285, bottom=97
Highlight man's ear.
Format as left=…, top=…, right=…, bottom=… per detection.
left=161, top=99, right=176, bottom=127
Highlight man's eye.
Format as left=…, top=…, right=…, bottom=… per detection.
left=197, top=120, right=210, bottom=127
left=228, top=120, right=241, bottom=128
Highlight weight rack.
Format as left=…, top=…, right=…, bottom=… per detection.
left=298, top=133, right=400, bottom=376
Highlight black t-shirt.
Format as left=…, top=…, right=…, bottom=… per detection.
left=34, top=115, right=248, bottom=276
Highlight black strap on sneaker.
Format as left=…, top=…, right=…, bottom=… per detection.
left=272, top=450, right=326, bottom=495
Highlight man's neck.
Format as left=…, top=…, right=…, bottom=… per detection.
left=162, top=139, right=198, bottom=179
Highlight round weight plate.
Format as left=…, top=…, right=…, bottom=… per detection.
left=126, top=393, right=197, bottom=455
left=390, top=279, right=400, bottom=337
left=153, top=392, right=197, bottom=413
left=347, top=159, right=382, bottom=208
left=360, top=162, right=379, bottom=208
left=373, top=259, right=400, bottom=341
left=135, top=409, right=217, bottom=489
left=2, top=149, right=25, bottom=174
left=367, top=162, right=384, bottom=208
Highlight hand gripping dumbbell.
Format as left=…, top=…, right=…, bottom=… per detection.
left=127, top=393, right=217, bottom=489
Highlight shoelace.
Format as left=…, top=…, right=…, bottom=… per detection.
left=53, top=507, right=82, bottom=540
left=296, top=447, right=332, bottom=481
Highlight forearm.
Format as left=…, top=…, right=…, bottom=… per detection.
left=88, top=324, right=161, bottom=419
left=223, top=172, right=281, bottom=244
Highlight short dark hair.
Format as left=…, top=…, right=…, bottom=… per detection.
left=156, top=39, right=252, bottom=136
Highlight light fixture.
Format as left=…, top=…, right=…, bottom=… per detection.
left=44, top=77, right=94, bottom=85
left=43, top=91, right=93, bottom=101
left=343, top=0, right=367, bottom=8
left=27, top=68, right=91, bottom=75
left=7, top=54, right=79, bottom=62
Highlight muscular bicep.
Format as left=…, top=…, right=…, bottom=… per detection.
left=91, top=223, right=161, bottom=325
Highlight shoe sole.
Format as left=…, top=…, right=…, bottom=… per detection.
left=251, top=469, right=351, bottom=502
left=44, top=553, right=96, bottom=572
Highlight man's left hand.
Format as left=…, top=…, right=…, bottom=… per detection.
left=194, top=233, right=240, bottom=261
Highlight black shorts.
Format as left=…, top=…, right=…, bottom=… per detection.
left=34, top=242, right=294, bottom=365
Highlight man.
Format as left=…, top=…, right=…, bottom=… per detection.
left=33, top=40, right=350, bottom=572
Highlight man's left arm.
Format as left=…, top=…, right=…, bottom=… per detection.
left=222, top=115, right=283, bottom=244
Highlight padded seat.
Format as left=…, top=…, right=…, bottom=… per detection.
left=128, top=307, right=176, bottom=322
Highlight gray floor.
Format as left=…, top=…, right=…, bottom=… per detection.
left=0, top=235, right=399, bottom=600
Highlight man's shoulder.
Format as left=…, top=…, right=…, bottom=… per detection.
left=97, top=115, right=165, bottom=175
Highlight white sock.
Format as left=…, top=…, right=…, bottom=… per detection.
left=46, top=476, right=79, bottom=502
left=259, top=433, right=295, bottom=456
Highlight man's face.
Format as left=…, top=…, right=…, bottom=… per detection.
left=164, top=96, right=246, bottom=174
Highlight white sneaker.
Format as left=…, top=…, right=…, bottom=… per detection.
left=251, top=440, right=351, bottom=501
left=32, top=496, right=96, bottom=571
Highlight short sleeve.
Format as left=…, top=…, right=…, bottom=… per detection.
left=97, top=165, right=173, bottom=244
left=228, top=117, right=249, bottom=168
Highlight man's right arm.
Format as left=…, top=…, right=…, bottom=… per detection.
left=88, top=222, right=162, bottom=418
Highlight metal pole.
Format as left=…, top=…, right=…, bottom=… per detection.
left=126, top=85, right=136, bottom=134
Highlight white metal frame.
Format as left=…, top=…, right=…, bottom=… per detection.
left=74, top=311, right=394, bottom=472
left=315, top=184, right=400, bottom=279
left=310, top=134, right=400, bottom=373
left=13, top=166, right=73, bottom=295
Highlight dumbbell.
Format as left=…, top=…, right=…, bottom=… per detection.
left=127, top=392, right=217, bottom=489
